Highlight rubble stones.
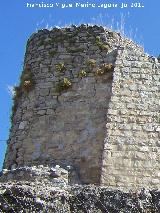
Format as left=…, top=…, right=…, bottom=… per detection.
left=0, top=173, right=160, bottom=212
left=0, top=165, right=68, bottom=185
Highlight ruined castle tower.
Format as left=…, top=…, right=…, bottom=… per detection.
left=3, top=25, right=160, bottom=188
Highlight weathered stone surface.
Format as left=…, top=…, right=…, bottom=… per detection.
left=0, top=165, right=68, bottom=185
left=3, top=25, right=160, bottom=188
left=101, top=38, right=160, bottom=188
left=0, top=171, right=159, bottom=213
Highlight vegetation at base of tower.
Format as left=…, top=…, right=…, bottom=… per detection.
left=95, top=36, right=110, bottom=51
left=78, top=70, right=87, bottom=78
left=55, top=77, right=72, bottom=93
left=55, top=63, right=66, bottom=72
left=86, top=59, right=96, bottom=68
left=95, top=63, right=114, bottom=76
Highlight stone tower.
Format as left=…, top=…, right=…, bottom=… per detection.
left=3, top=25, right=160, bottom=188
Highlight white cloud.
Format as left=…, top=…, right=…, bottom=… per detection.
left=6, top=85, right=15, bottom=97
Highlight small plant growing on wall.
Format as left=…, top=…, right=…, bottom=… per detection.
left=55, top=63, right=66, bottom=72
left=22, top=80, right=34, bottom=92
left=102, top=63, right=114, bottom=72
left=78, top=70, right=87, bottom=78
left=10, top=64, right=35, bottom=122
left=55, top=77, right=72, bottom=93
left=95, top=36, right=110, bottom=51
left=86, top=59, right=96, bottom=68
left=95, top=63, right=114, bottom=76
left=95, top=68, right=105, bottom=76
left=20, top=65, right=35, bottom=93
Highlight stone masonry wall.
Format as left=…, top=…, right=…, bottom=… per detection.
left=4, top=25, right=120, bottom=184
left=3, top=25, right=160, bottom=187
left=101, top=40, right=160, bottom=189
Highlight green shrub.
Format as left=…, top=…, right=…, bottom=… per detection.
left=102, top=63, right=114, bottom=72
left=55, top=77, right=72, bottom=93
left=78, top=70, right=87, bottom=78
left=95, top=63, right=114, bottom=76
left=86, top=59, right=96, bottom=68
left=20, top=65, right=35, bottom=93
left=10, top=65, right=35, bottom=122
left=95, top=68, right=104, bottom=76
left=95, top=36, right=110, bottom=51
left=55, top=63, right=66, bottom=72
left=21, top=80, right=34, bottom=93
left=95, top=36, right=101, bottom=43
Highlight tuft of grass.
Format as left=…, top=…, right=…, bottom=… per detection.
left=55, top=63, right=66, bottom=72
left=55, top=77, right=72, bottom=93
left=95, top=36, right=110, bottom=51
left=86, top=59, right=96, bottom=68
left=21, top=80, right=34, bottom=93
left=95, top=63, right=114, bottom=76
left=102, top=63, right=114, bottom=72
left=78, top=70, right=87, bottom=78
left=95, top=68, right=105, bottom=76
left=10, top=65, right=35, bottom=122
left=20, top=65, right=35, bottom=93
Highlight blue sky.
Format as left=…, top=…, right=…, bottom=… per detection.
left=0, top=0, right=160, bottom=170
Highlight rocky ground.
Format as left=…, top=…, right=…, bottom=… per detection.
left=0, top=166, right=159, bottom=212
